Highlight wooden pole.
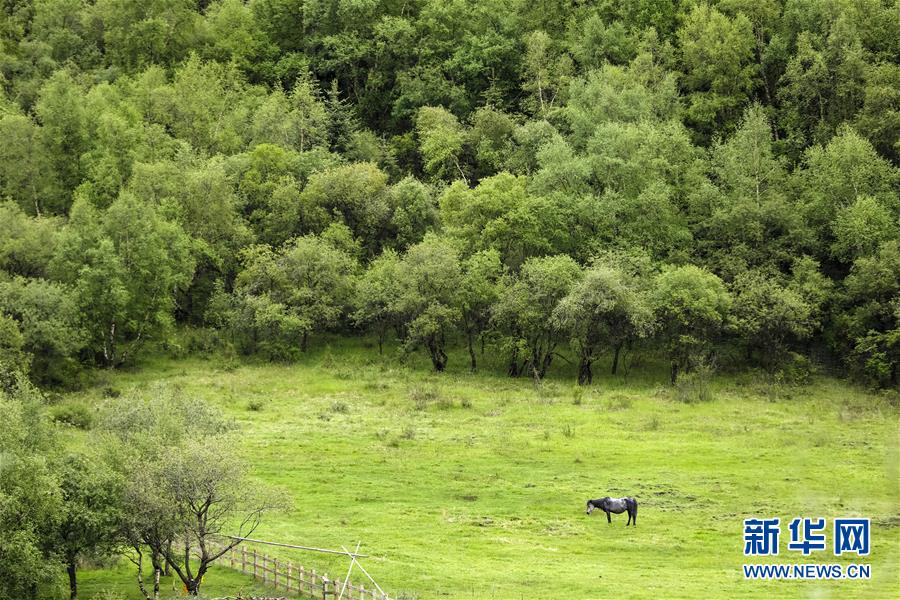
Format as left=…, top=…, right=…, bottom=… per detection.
left=287, top=561, right=293, bottom=593
left=241, top=545, right=247, bottom=574
left=273, top=557, right=279, bottom=589
left=252, top=549, right=258, bottom=580
left=263, top=553, right=268, bottom=585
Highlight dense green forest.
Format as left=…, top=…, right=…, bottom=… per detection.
left=0, top=1, right=898, bottom=598
left=1, top=0, right=898, bottom=389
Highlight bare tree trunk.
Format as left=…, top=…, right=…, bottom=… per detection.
left=611, top=341, right=623, bottom=375
left=67, top=561, right=77, bottom=600
left=467, top=331, right=477, bottom=372
left=578, top=357, right=592, bottom=385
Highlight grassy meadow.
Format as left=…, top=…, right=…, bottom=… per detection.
left=69, top=339, right=898, bottom=599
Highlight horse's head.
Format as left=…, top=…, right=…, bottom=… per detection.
left=585, top=500, right=595, bottom=515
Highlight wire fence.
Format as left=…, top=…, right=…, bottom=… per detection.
left=209, top=541, right=390, bottom=600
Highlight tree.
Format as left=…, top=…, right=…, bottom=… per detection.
left=53, top=452, right=124, bottom=600
left=459, top=249, right=504, bottom=371
left=677, top=3, right=756, bottom=140
left=386, top=176, right=438, bottom=251
left=840, top=241, right=900, bottom=387
left=492, top=255, right=582, bottom=380
left=299, top=162, right=391, bottom=257
left=50, top=194, right=195, bottom=366
left=101, top=387, right=282, bottom=597
left=395, top=235, right=463, bottom=372
left=230, top=235, right=357, bottom=356
left=353, top=250, right=403, bottom=354
left=0, top=379, right=63, bottom=600
left=415, top=106, right=468, bottom=183
left=730, top=270, right=815, bottom=368
left=652, top=265, right=731, bottom=384
left=521, top=30, right=572, bottom=116
left=0, top=114, right=60, bottom=216
left=553, top=259, right=654, bottom=384
left=0, top=202, right=62, bottom=279
left=0, top=277, right=84, bottom=385
left=34, top=70, right=89, bottom=210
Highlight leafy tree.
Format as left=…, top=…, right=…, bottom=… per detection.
left=298, top=162, right=391, bottom=256
left=0, top=113, right=60, bottom=216
left=677, top=3, right=756, bottom=140
left=353, top=249, right=403, bottom=354
left=553, top=259, right=654, bottom=384
left=795, top=126, right=897, bottom=257
left=492, top=254, right=581, bottom=380
left=0, top=277, right=84, bottom=385
left=839, top=241, right=900, bottom=387
left=51, top=195, right=195, bottom=366
left=0, top=380, right=63, bottom=600
left=831, top=195, right=897, bottom=261
left=730, top=270, right=815, bottom=368
left=34, top=70, right=88, bottom=209
left=0, top=202, right=62, bottom=278
left=101, top=386, right=282, bottom=597
left=395, top=235, right=463, bottom=372
left=652, top=265, right=731, bottom=384
left=230, top=235, right=357, bottom=355
left=459, top=249, right=504, bottom=372
left=521, top=30, right=572, bottom=116
left=386, top=176, right=438, bottom=251
left=416, top=106, right=468, bottom=183
left=53, top=452, right=124, bottom=600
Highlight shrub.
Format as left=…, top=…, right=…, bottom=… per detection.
left=247, top=399, right=265, bottom=412
left=50, top=402, right=94, bottom=429
left=776, top=352, right=813, bottom=386
left=674, top=364, right=714, bottom=403
left=409, top=384, right=441, bottom=410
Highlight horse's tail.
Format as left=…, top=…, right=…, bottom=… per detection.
left=631, top=498, right=638, bottom=518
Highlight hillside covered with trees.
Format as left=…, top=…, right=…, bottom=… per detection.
left=2, top=0, right=898, bottom=390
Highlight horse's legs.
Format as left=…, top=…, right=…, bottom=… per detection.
left=626, top=512, right=632, bottom=526
left=606, top=511, right=611, bottom=524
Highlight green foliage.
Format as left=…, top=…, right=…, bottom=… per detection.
left=229, top=234, right=358, bottom=358
left=493, top=254, right=582, bottom=379
left=652, top=265, right=731, bottom=384
left=0, top=0, right=897, bottom=388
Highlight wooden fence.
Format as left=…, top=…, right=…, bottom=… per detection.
left=210, top=542, right=390, bottom=600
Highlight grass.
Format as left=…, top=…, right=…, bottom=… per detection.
left=70, top=337, right=898, bottom=599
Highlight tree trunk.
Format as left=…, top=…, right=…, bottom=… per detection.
left=611, top=341, right=623, bottom=375
left=467, top=331, right=477, bottom=372
left=578, top=358, right=592, bottom=385
left=301, top=330, right=308, bottom=352
left=67, top=561, right=77, bottom=600
left=670, top=360, right=679, bottom=385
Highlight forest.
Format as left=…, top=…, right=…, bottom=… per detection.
left=0, top=0, right=898, bottom=598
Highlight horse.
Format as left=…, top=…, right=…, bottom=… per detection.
left=586, top=497, right=637, bottom=526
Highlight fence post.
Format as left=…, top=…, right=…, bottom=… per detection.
left=287, top=561, right=293, bottom=593
left=301, top=566, right=307, bottom=595
left=263, top=553, right=268, bottom=585
left=359, top=583, right=365, bottom=600
left=273, top=557, right=279, bottom=589
left=312, top=568, right=317, bottom=596
left=252, top=549, right=258, bottom=580
left=322, top=573, right=329, bottom=600
left=241, top=545, right=247, bottom=574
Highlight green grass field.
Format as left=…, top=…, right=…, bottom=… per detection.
left=71, top=339, right=898, bottom=599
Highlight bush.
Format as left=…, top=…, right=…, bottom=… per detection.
left=409, top=384, right=441, bottom=410
left=674, top=364, right=714, bottom=403
left=776, top=352, right=813, bottom=386
left=50, top=402, right=94, bottom=429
